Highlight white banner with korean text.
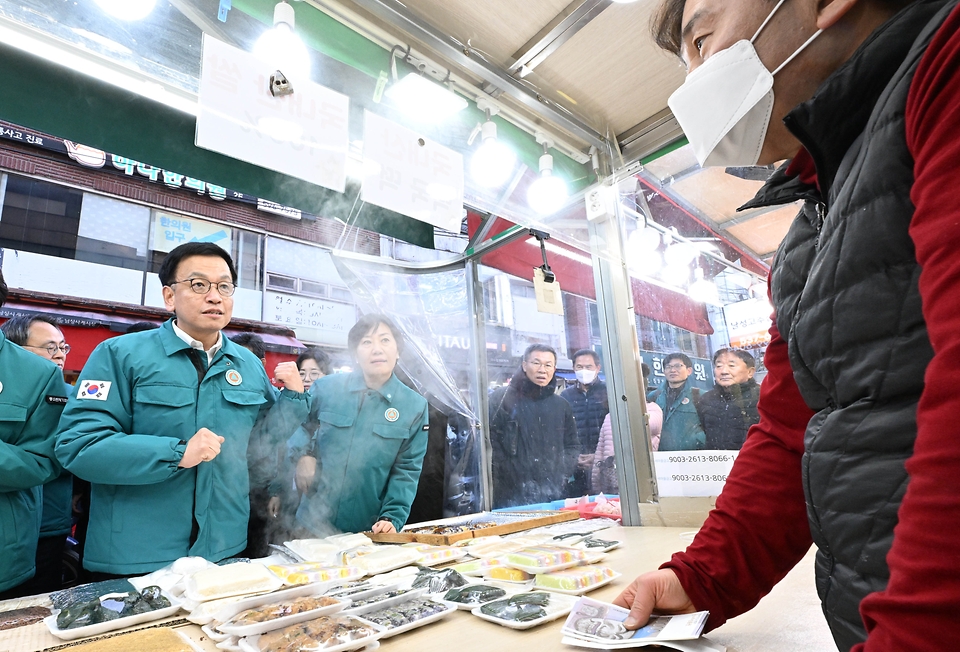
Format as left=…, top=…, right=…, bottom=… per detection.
left=360, top=110, right=464, bottom=232
left=653, top=451, right=740, bottom=497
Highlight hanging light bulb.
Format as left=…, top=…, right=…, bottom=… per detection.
left=629, top=251, right=663, bottom=277
left=689, top=266, right=722, bottom=305
left=664, top=239, right=698, bottom=266
left=385, top=67, right=467, bottom=123
left=662, top=263, right=692, bottom=286
left=627, top=226, right=662, bottom=254
left=253, top=2, right=311, bottom=82
left=94, top=0, right=156, bottom=21
left=470, top=108, right=516, bottom=187
left=527, top=139, right=568, bottom=215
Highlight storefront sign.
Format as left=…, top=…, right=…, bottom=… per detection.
left=265, top=291, right=356, bottom=346
left=150, top=212, right=232, bottom=253
left=653, top=451, right=739, bottom=497
left=196, top=35, right=350, bottom=193
left=361, top=111, right=464, bottom=232
left=723, top=298, right=772, bottom=348
left=641, top=350, right=713, bottom=393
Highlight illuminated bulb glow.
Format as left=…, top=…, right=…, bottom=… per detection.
left=94, top=0, right=157, bottom=21
left=527, top=152, right=568, bottom=214
left=253, top=23, right=311, bottom=82
left=664, top=241, right=698, bottom=266
left=661, top=263, right=692, bottom=286
left=689, top=268, right=721, bottom=305
left=627, top=227, right=661, bottom=254
left=385, top=73, right=468, bottom=123
left=470, top=121, right=516, bottom=187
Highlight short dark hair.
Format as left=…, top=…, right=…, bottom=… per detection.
left=641, top=362, right=651, bottom=379
left=158, top=242, right=238, bottom=287
left=523, top=343, right=557, bottom=362
left=125, top=321, right=159, bottom=333
left=1, top=314, right=61, bottom=346
left=0, top=270, right=7, bottom=308
left=572, top=349, right=600, bottom=366
left=663, top=352, right=693, bottom=368
left=712, top=347, right=756, bottom=368
left=650, top=0, right=687, bottom=58
left=347, top=314, right=405, bottom=356
left=231, top=332, right=267, bottom=360
left=297, top=347, right=332, bottom=376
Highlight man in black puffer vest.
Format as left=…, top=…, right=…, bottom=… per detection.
left=613, top=0, right=960, bottom=649
left=698, top=349, right=760, bottom=451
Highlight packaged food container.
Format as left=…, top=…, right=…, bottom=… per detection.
left=44, top=588, right=181, bottom=641
left=470, top=591, right=578, bottom=630
left=483, top=567, right=533, bottom=583
left=441, top=582, right=522, bottom=611
left=217, top=596, right=348, bottom=637
left=343, top=547, right=422, bottom=575
left=450, top=556, right=505, bottom=577
left=341, top=588, right=428, bottom=616
left=238, top=614, right=385, bottom=652
left=269, top=564, right=364, bottom=586
left=185, top=563, right=283, bottom=603
left=502, top=546, right=588, bottom=574
left=361, top=598, right=455, bottom=638
left=283, top=540, right=340, bottom=564
left=400, top=543, right=467, bottom=566
left=532, top=566, right=620, bottom=594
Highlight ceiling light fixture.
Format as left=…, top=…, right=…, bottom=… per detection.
left=385, top=49, right=467, bottom=123
left=469, top=100, right=516, bottom=188
left=253, top=1, right=311, bottom=82
left=94, top=0, right=157, bottom=21
left=689, top=266, right=722, bottom=305
left=527, top=135, right=568, bottom=215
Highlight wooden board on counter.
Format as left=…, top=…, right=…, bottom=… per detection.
left=366, top=510, right=580, bottom=545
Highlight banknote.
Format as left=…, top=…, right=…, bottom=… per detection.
left=561, top=596, right=708, bottom=645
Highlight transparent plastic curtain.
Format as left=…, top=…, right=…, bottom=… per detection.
left=332, top=256, right=483, bottom=516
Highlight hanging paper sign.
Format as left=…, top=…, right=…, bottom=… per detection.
left=653, top=451, right=739, bottom=497
left=360, top=110, right=464, bottom=232
left=723, top=298, right=772, bottom=348
left=196, top=35, right=350, bottom=193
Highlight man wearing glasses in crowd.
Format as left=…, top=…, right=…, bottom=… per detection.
left=650, top=353, right=706, bottom=451
left=56, top=243, right=309, bottom=577
left=0, top=315, right=73, bottom=594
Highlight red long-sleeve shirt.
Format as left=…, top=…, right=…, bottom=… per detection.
left=662, top=6, right=960, bottom=649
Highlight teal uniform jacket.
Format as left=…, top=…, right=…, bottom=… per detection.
left=653, top=380, right=706, bottom=451
left=0, top=332, right=67, bottom=592
left=296, top=372, right=428, bottom=535
left=55, top=320, right=309, bottom=575
left=38, top=382, right=75, bottom=539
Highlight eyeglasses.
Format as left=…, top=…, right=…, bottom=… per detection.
left=299, top=370, right=322, bottom=380
left=25, top=343, right=70, bottom=356
left=526, top=360, right=556, bottom=371
left=169, top=278, right=237, bottom=297
left=664, top=363, right=688, bottom=370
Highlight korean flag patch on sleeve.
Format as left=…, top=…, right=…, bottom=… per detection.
left=77, top=380, right=112, bottom=401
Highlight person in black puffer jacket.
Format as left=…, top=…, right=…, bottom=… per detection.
left=560, top=349, right=609, bottom=495
left=698, top=349, right=761, bottom=451
left=489, top=344, right=579, bottom=508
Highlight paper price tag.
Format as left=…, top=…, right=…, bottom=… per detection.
left=653, top=451, right=739, bottom=497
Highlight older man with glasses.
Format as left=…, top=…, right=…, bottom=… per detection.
left=56, top=243, right=309, bottom=578
left=0, top=315, right=74, bottom=595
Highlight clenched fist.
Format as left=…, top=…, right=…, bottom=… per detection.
left=274, top=361, right=304, bottom=393
left=179, top=427, right=226, bottom=468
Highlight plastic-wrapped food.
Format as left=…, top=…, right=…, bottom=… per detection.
left=362, top=599, right=448, bottom=630
left=485, top=567, right=532, bottom=582
left=410, top=567, right=467, bottom=594
left=451, top=557, right=504, bottom=576
left=342, top=547, right=421, bottom=574
left=401, top=543, right=465, bottom=566
left=504, top=546, right=585, bottom=569
left=230, top=597, right=340, bottom=626
left=187, top=563, right=282, bottom=601
left=268, top=564, right=364, bottom=586
left=443, top=584, right=506, bottom=605
left=323, top=582, right=372, bottom=598
left=0, top=606, right=51, bottom=630
left=56, top=586, right=171, bottom=630
left=50, top=579, right=136, bottom=611
left=533, top=566, right=617, bottom=592
left=254, top=615, right=378, bottom=652
left=479, top=593, right=551, bottom=622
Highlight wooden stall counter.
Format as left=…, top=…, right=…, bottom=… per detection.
left=0, top=526, right=837, bottom=652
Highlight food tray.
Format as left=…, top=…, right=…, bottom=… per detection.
left=185, top=563, right=283, bottom=603
left=283, top=540, right=341, bottom=564
left=532, top=570, right=622, bottom=595
left=269, top=564, right=365, bottom=586
left=209, top=582, right=337, bottom=624
left=440, top=581, right=524, bottom=611
left=570, top=537, right=622, bottom=553
left=402, top=544, right=467, bottom=566
left=366, top=599, right=456, bottom=638
left=501, top=547, right=589, bottom=575
left=237, top=616, right=385, bottom=652
left=470, top=591, right=578, bottom=630
left=326, top=582, right=400, bottom=602
left=217, top=638, right=242, bottom=652
left=217, top=597, right=349, bottom=637
left=342, top=588, right=428, bottom=616
left=44, top=591, right=182, bottom=641
left=203, top=623, right=233, bottom=642
left=368, top=511, right=579, bottom=546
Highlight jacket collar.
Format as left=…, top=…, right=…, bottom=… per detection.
left=157, top=318, right=243, bottom=364
left=346, top=369, right=402, bottom=403
left=716, top=378, right=758, bottom=397
left=742, top=0, right=950, bottom=209
left=509, top=369, right=557, bottom=400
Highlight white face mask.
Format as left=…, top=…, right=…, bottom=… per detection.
left=576, top=369, right=598, bottom=385
left=667, top=0, right=823, bottom=168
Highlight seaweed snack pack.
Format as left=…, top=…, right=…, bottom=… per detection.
left=55, top=586, right=171, bottom=630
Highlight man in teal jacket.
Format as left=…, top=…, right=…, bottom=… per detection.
left=56, top=243, right=308, bottom=576
left=291, top=314, right=429, bottom=535
left=652, top=353, right=706, bottom=451
left=0, top=273, right=68, bottom=597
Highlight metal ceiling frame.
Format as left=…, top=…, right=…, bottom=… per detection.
left=509, top=0, right=612, bottom=77
left=345, top=0, right=608, bottom=150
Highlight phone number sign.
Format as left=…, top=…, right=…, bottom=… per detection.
left=653, top=451, right=739, bottom=497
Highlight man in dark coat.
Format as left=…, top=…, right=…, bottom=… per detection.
left=561, top=349, right=609, bottom=495
left=489, top=344, right=579, bottom=508
left=698, top=349, right=761, bottom=450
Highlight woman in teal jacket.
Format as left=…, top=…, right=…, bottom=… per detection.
left=292, top=314, right=429, bottom=535
left=0, top=328, right=68, bottom=595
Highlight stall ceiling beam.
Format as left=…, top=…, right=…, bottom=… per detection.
left=509, top=0, right=612, bottom=78
left=346, top=0, right=608, bottom=150
left=617, top=107, right=685, bottom=164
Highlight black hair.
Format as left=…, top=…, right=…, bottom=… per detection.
left=0, top=270, right=7, bottom=308
left=712, top=347, right=756, bottom=368
left=347, top=313, right=405, bottom=356
left=297, top=347, right=332, bottom=376
left=231, top=332, right=267, bottom=360
left=572, top=348, right=600, bottom=366
left=523, top=343, right=557, bottom=363
left=125, top=321, right=159, bottom=333
left=158, top=242, right=238, bottom=287
left=641, top=362, right=651, bottom=378
left=1, top=314, right=61, bottom=347
left=663, top=352, right=693, bottom=368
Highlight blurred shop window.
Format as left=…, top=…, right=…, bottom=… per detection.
left=0, top=173, right=83, bottom=259
left=76, top=193, right=149, bottom=270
